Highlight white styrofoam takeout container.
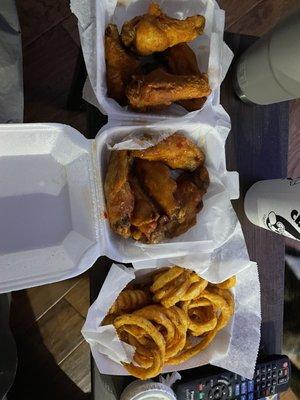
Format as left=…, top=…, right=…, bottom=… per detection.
left=0, top=119, right=237, bottom=293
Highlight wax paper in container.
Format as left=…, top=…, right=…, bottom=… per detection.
left=70, top=0, right=234, bottom=121
left=82, top=262, right=261, bottom=379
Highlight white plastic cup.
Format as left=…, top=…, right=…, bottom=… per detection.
left=120, top=380, right=176, bottom=400
left=244, top=178, right=300, bottom=241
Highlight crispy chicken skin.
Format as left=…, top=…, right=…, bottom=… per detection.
left=131, top=133, right=205, bottom=171
left=104, top=151, right=134, bottom=238
left=135, top=159, right=184, bottom=221
left=129, top=174, right=160, bottom=240
left=121, top=3, right=205, bottom=56
left=166, top=174, right=204, bottom=238
left=164, top=43, right=211, bottom=111
left=126, top=68, right=211, bottom=111
left=105, top=24, right=140, bottom=105
left=192, top=165, right=210, bottom=193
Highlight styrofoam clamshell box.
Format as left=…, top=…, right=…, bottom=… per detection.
left=0, top=119, right=237, bottom=293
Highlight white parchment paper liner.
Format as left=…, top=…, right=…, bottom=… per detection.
left=71, top=0, right=234, bottom=121
left=82, top=262, right=261, bottom=379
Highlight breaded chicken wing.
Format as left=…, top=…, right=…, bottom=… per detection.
left=104, top=150, right=134, bottom=238
left=135, top=159, right=184, bottom=221
left=129, top=174, right=160, bottom=240
left=121, top=3, right=205, bottom=56
left=105, top=24, right=140, bottom=105
left=131, top=133, right=205, bottom=171
left=164, top=43, right=211, bottom=111
left=126, top=68, right=211, bottom=111
left=192, top=165, right=210, bottom=193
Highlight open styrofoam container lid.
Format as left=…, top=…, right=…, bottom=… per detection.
left=0, top=123, right=99, bottom=293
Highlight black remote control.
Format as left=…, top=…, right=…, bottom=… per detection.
left=174, top=355, right=290, bottom=400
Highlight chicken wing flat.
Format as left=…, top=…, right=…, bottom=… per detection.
left=105, top=24, right=140, bottom=105
left=121, top=3, right=205, bottom=56
left=164, top=43, right=211, bottom=111
left=126, top=68, right=211, bottom=111
left=129, top=174, right=160, bottom=240
left=135, top=159, right=184, bottom=221
left=166, top=174, right=204, bottom=238
left=131, top=133, right=205, bottom=171
left=104, top=150, right=134, bottom=238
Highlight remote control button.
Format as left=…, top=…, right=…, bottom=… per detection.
left=272, top=364, right=277, bottom=370
left=235, top=384, right=240, bottom=396
left=241, top=382, right=247, bottom=394
left=272, top=379, right=277, bottom=385
left=267, top=372, right=271, bottom=379
left=278, top=377, right=288, bottom=385
left=278, top=369, right=284, bottom=377
left=213, top=388, right=221, bottom=399
left=267, top=381, right=271, bottom=387
left=261, top=366, right=266, bottom=373
left=255, top=369, right=260, bottom=376
left=241, top=395, right=246, bottom=400
left=261, top=374, right=266, bottom=381
left=272, top=371, right=277, bottom=378
left=198, top=393, right=204, bottom=400
left=208, top=389, right=214, bottom=399
left=270, top=386, right=276, bottom=394
left=247, top=393, right=254, bottom=400
left=283, top=362, right=288, bottom=368
left=261, top=382, right=266, bottom=389
left=210, top=379, right=214, bottom=388
left=198, top=384, right=204, bottom=391
left=284, top=369, right=288, bottom=376
left=221, top=385, right=228, bottom=397
left=267, top=365, right=272, bottom=372
left=247, top=380, right=254, bottom=393
left=255, top=376, right=260, bottom=383
left=234, top=374, right=238, bottom=381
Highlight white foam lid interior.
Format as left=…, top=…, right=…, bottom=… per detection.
left=0, top=123, right=99, bottom=293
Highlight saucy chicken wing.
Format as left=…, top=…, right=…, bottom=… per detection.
left=126, top=68, right=211, bottom=111
left=164, top=43, right=211, bottom=111
left=121, top=3, right=205, bottom=56
left=131, top=133, right=205, bottom=171
left=166, top=174, right=204, bottom=238
left=129, top=175, right=160, bottom=241
left=135, top=159, right=184, bottom=221
left=104, top=150, right=134, bottom=238
left=105, top=24, right=140, bottom=105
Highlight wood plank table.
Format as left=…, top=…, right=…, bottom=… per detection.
left=87, top=33, right=289, bottom=399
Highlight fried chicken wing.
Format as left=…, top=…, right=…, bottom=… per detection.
left=126, top=68, right=211, bottom=111
left=192, top=165, right=210, bottom=193
left=166, top=174, right=204, bottom=238
left=129, top=174, right=160, bottom=240
left=105, top=24, right=140, bottom=105
left=135, top=159, right=184, bottom=221
left=131, top=133, right=205, bottom=171
left=164, top=43, right=211, bottom=111
left=104, top=150, right=134, bottom=238
left=121, top=3, right=205, bottom=56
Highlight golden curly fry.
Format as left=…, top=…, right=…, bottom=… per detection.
left=164, top=306, right=188, bottom=359
left=134, top=305, right=176, bottom=344
left=215, top=276, right=237, bottom=289
left=114, top=314, right=165, bottom=379
left=181, top=274, right=208, bottom=301
left=109, top=289, right=150, bottom=314
left=150, top=266, right=184, bottom=292
left=188, top=305, right=218, bottom=336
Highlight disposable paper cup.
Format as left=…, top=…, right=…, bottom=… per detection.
left=244, top=178, right=300, bottom=241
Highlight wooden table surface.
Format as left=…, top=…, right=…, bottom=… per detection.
left=88, top=33, right=289, bottom=399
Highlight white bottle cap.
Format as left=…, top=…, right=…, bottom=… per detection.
left=120, top=380, right=177, bottom=400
